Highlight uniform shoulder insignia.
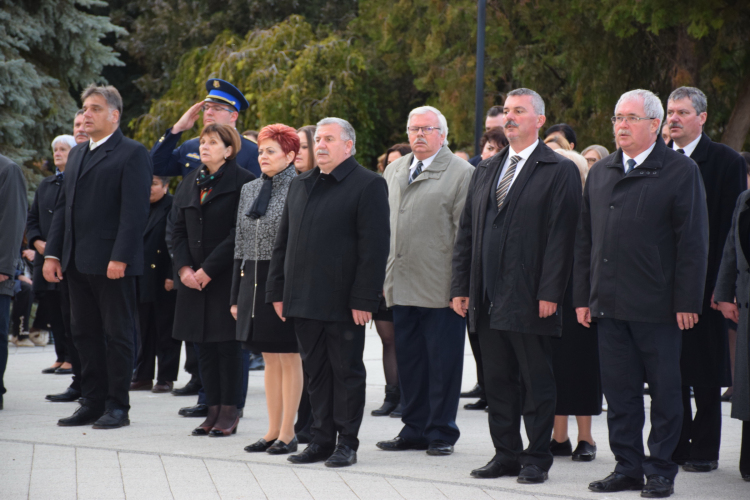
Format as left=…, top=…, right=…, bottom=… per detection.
left=186, top=153, right=201, bottom=160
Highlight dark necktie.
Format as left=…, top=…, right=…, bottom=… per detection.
left=625, top=158, right=636, bottom=174
left=496, top=155, right=521, bottom=209
left=409, top=160, right=424, bottom=185
left=677, top=148, right=685, bottom=155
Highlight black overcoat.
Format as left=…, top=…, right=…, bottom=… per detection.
left=138, top=194, right=174, bottom=304
left=573, top=138, right=709, bottom=323
left=45, top=128, right=152, bottom=276
left=171, top=160, right=254, bottom=343
left=450, top=142, right=582, bottom=335
left=27, top=174, right=63, bottom=292
left=266, top=157, right=390, bottom=322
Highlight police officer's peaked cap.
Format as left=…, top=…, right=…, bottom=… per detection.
left=204, top=79, right=249, bottom=112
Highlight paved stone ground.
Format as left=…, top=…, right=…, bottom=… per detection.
left=0, top=324, right=746, bottom=499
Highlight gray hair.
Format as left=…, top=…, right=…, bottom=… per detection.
left=581, top=144, right=610, bottom=160
left=615, top=89, right=664, bottom=128
left=315, top=117, right=357, bottom=155
left=75, top=109, right=85, bottom=117
left=507, top=88, right=545, bottom=116
left=407, top=106, right=449, bottom=146
left=51, top=135, right=76, bottom=151
left=668, top=86, right=707, bottom=115
left=81, top=84, right=123, bottom=122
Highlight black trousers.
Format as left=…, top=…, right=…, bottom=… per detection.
left=741, top=421, right=750, bottom=476
left=476, top=299, right=555, bottom=471
left=294, top=368, right=314, bottom=436
left=34, top=291, right=68, bottom=363
left=294, top=318, right=366, bottom=451
left=392, top=305, right=465, bottom=445
left=66, top=264, right=137, bottom=411
left=197, top=340, right=241, bottom=406
left=133, top=298, right=180, bottom=382
left=467, top=333, right=485, bottom=393
left=59, top=278, right=81, bottom=392
left=674, top=386, right=722, bottom=461
left=184, top=341, right=199, bottom=376
left=10, top=281, right=32, bottom=336
left=599, top=318, right=683, bottom=480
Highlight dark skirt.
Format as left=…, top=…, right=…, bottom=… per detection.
left=236, top=259, right=298, bottom=353
left=372, top=297, right=393, bottom=322
left=551, top=283, right=603, bottom=416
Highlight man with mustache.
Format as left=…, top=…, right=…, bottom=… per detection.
left=73, top=109, right=89, bottom=144
left=451, top=88, right=582, bottom=483
left=576, top=89, right=709, bottom=498
left=666, top=87, right=746, bottom=474
left=376, top=106, right=473, bottom=457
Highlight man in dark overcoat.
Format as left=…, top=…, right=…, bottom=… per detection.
left=664, top=87, right=747, bottom=472
left=575, top=89, right=709, bottom=498
left=267, top=117, right=390, bottom=468
left=44, top=84, right=152, bottom=429
left=451, top=88, right=582, bottom=484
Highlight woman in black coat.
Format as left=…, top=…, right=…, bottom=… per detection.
left=172, top=124, right=254, bottom=437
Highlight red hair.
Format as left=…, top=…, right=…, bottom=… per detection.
left=257, top=124, right=300, bottom=156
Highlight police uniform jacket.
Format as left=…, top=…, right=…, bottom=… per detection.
left=138, top=194, right=174, bottom=304
left=27, top=174, right=63, bottom=292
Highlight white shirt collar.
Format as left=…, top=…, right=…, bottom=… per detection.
left=89, top=132, right=114, bottom=151
left=622, top=141, right=657, bottom=171
left=508, top=138, right=539, bottom=161
left=672, top=133, right=701, bottom=158
left=410, top=147, right=442, bottom=172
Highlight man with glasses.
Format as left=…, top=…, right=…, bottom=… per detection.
left=377, top=106, right=473, bottom=457
left=575, top=89, right=709, bottom=498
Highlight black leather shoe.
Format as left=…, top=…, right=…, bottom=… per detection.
left=55, top=367, right=73, bottom=375
left=93, top=409, right=130, bottom=429
left=325, top=444, right=357, bottom=467
left=641, top=475, right=674, bottom=498
left=460, top=383, right=484, bottom=398
left=588, top=472, right=644, bottom=492
left=464, top=398, right=488, bottom=410
left=172, top=379, right=202, bottom=396
left=268, top=436, right=298, bottom=455
left=376, top=436, right=428, bottom=451
left=517, top=464, right=548, bottom=484
left=389, top=403, right=402, bottom=418
left=46, top=387, right=81, bottom=403
left=287, top=443, right=333, bottom=464
left=426, top=440, right=454, bottom=456
left=682, top=460, right=718, bottom=472
left=572, top=441, right=597, bottom=461
left=371, top=400, right=398, bottom=416
left=179, top=403, right=208, bottom=417
left=42, top=364, right=62, bottom=374
left=57, top=406, right=103, bottom=426
left=245, top=438, right=276, bottom=452
left=470, top=460, right=520, bottom=478
left=550, top=438, right=573, bottom=456
left=741, top=471, right=750, bottom=481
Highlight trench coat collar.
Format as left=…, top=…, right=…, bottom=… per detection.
left=393, top=146, right=455, bottom=191
left=78, top=128, right=124, bottom=180
left=144, top=193, right=172, bottom=236
left=606, top=136, right=667, bottom=172
left=325, top=155, right=360, bottom=183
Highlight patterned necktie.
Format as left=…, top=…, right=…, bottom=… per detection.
left=409, top=161, right=424, bottom=185
left=625, top=158, right=636, bottom=174
left=677, top=148, right=685, bottom=155
left=496, top=155, right=521, bottom=209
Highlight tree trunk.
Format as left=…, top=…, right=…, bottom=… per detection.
left=721, top=74, right=750, bottom=151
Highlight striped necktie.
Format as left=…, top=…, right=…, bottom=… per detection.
left=496, top=155, right=521, bottom=209
left=409, top=160, right=424, bottom=185
left=625, top=158, right=636, bottom=173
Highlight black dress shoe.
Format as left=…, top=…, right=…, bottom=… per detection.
left=460, top=383, right=484, bottom=398
left=325, top=444, right=357, bottom=467
left=46, top=387, right=81, bottom=402
left=371, top=400, right=398, bottom=416
left=287, top=443, right=333, bottom=464
left=682, top=459, right=718, bottom=472
left=42, top=364, right=62, bottom=374
left=641, top=475, right=674, bottom=498
left=470, top=460, right=520, bottom=478
left=93, top=409, right=130, bottom=429
left=58, top=406, right=103, bottom=426
left=588, top=472, right=644, bottom=492
left=389, top=403, right=402, bottom=418
left=172, top=379, right=202, bottom=396
left=741, top=471, right=750, bottom=481
left=245, top=438, right=276, bottom=452
left=464, top=398, right=488, bottom=410
left=376, top=436, right=428, bottom=451
left=296, top=431, right=313, bottom=444
left=517, top=464, right=548, bottom=484
left=129, top=380, right=153, bottom=391
left=179, top=404, right=208, bottom=417
left=572, top=441, right=597, bottom=461
left=54, top=367, right=73, bottom=375
left=268, top=436, right=298, bottom=455
left=550, top=438, right=573, bottom=456
left=427, top=440, right=454, bottom=456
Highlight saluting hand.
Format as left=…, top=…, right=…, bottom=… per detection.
left=676, top=312, right=699, bottom=330
left=172, top=102, right=204, bottom=134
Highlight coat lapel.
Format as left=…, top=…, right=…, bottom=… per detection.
left=199, top=161, right=238, bottom=205
left=144, top=194, right=172, bottom=236
left=79, top=128, right=124, bottom=180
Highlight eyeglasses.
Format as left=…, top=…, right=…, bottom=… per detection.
left=407, top=126, right=441, bottom=135
left=202, top=104, right=233, bottom=113
left=611, top=115, right=657, bottom=125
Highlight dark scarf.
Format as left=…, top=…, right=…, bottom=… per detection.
left=55, top=168, right=64, bottom=180
left=246, top=164, right=293, bottom=219
left=196, top=162, right=227, bottom=204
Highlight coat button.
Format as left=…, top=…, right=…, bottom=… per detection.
left=610, top=206, right=614, bottom=210
left=600, top=312, right=604, bottom=316
left=151, top=264, right=156, bottom=269
left=185, top=163, right=189, bottom=167
left=48, top=209, right=53, bottom=213
left=397, top=254, right=402, bottom=258
left=157, top=249, right=161, bottom=254
left=493, top=224, right=497, bottom=229
left=603, top=259, right=608, bottom=262
left=399, top=209, right=405, bottom=214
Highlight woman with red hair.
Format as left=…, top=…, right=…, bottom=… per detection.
left=231, top=123, right=302, bottom=455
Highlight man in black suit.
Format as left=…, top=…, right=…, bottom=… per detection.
left=451, top=88, right=582, bottom=484
left=267, top=117, right=390, bottom=468
left=575, top=89, right=709, bottom=498
left=666, top=87, right=747, bottom=473
left=129, top=176, right=180, bottom=394
left=44, top=84, right=152, bottom=429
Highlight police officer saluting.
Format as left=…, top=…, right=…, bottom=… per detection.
left=150, top=79, right=260, bottom=178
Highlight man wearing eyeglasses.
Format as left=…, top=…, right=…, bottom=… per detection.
left=575, top=89, right=709, bottom=498
left=377, top=106, right=474, bottom=458
left=150, top=79, right=260, bottom=178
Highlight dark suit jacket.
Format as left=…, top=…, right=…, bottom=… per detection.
left=573, top=137, right=709, bottom=323
left=266, top=156, right=390, bottom=322
left=46, top=128, right=152, bottom=276
left=451, top=141, right=582, bottom=336
left=138, top=194, right=174, bottom=304
left=27, top=174, right=63, bottom=292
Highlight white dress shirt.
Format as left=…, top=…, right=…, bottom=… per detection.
left=497, top=139, right=539, bottom=190
left=409, top=147, right=441, bottom=178
left=622, top=141, right=657, bottom=172
left=672, top=134, right=701, bottom=158
left=89, top=132, right=114, bottom=150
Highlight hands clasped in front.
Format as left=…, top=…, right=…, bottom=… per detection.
left=179, top=266, right=211, bottom=290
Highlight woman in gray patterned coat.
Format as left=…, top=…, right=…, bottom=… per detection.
left=231, top=124, right=302, bottom=455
